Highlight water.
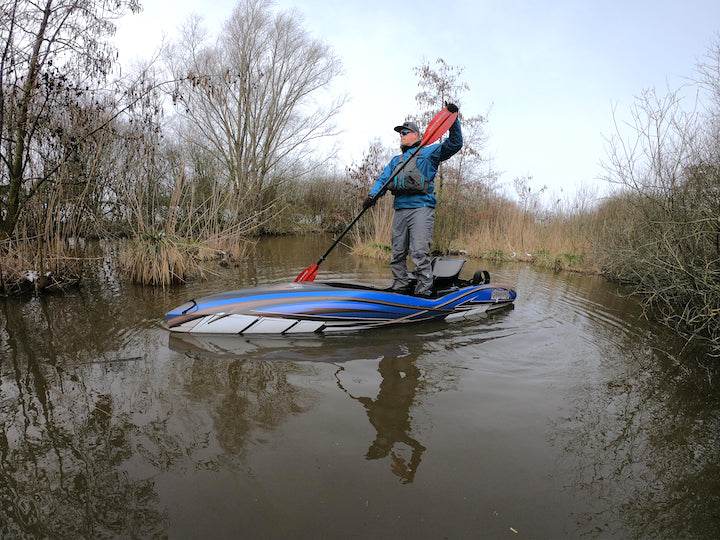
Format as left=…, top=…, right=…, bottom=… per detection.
left=1, top=236, right=718, bottom=539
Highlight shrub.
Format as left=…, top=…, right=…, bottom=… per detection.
left=122, top=232, right=204, bottom=287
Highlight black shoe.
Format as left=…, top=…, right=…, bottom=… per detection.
left=386, top=284, right=412, bottom=294
left=415, top=291, right=434, bottom=299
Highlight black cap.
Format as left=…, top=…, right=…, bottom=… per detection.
left=394, top=121, right=420, bottom=133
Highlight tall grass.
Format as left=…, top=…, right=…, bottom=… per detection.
left=122, top=232, right=203, bottom=287
left=350, top=180, right=601, bottom=273
left=0, top=234, right=84, bottom=294
left=458, top=190, right=600, bottom=271
left=117, top=141, right=257, bottom=286
left=0, top=151, right=102, bottom=294
left=349, top=196, right=394, bottom=259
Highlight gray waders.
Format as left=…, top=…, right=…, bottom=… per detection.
left=390, top=206, right=435, bottom=296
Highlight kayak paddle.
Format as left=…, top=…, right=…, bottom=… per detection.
left=294, top=106, right=458, bottom=283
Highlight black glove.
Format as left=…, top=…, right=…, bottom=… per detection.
left=445, top=102, right=459, bottom=114
left=363, top=196, right=376, bottom=210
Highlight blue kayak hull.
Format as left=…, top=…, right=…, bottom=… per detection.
left=166, top=278, right=516, bottom=335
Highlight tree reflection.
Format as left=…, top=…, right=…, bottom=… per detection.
left=1, top=298, right=317, bottom=536
left=212, top=357, right=313, bottom=454
left=171, top=332, right=434, bottom=484
left=553, top=321, right=720, bottom=538
left=0, top=303, right=167, bottom=538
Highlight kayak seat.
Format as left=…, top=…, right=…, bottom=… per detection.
left=431, top=257, right=465, bottom=279
left=431, top=257, right=465, bottom=293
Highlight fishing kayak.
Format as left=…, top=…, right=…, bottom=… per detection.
left=166, top=257, right=516, bottom=335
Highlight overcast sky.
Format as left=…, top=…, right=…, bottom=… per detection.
left=115, top=0, right=720, bottom=201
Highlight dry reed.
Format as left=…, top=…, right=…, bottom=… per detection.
left=457, top=210, right=598, bottom=272
left=122, top=233, right=194, bottom=287
left=351, top=191, right=601, bottom=273
left=0, top=236, right=84, bottom=294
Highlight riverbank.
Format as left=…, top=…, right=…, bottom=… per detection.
left=352, top=241, right=602, bottom=275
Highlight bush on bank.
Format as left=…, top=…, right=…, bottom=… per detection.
left=597, top=45, right=720, bottom=357
left=597, top=177, right=720, bottom=357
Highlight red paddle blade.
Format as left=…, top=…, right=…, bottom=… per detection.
left=294, top=264, right=319, bottom=282
left=422, top=108, right=458, bottom=146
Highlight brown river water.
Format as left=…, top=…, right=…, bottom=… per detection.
left=1, top=235, right=719, bottom=539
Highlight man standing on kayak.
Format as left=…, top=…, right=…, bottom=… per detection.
left=363, top=103, right=462, bottom=297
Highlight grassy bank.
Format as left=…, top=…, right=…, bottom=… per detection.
left=351, top=187, right=602, bottom=275
left=352, top=221, right=599, bottom=275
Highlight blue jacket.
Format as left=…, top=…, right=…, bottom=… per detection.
left=369, top=118, right=463, bottom=209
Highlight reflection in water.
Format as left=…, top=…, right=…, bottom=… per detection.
left=168, top=332, right=327, bottom=362
left=539, top=269, right=720, bottom=538
left=2, top=242, right=720, bottom=538
left=170, top=331, right=436, bottom=484
left=0, top=301, right=167, bottom=538
left=554, top=338, right=720, bottom=538
left=212, top=356, right=313, bottom=454
left=338, top=356, right=426, bottom=484
left=0, top=282, right=316, bottom=537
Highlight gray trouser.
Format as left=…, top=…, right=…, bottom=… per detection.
left=390, top=206, right=435, bottom=295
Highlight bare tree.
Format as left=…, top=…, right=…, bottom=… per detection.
left=0, top=0, right=141, bottom=240
left=412, top=58, right=494, bottom=199
left=600, top=41, right=720, bottom=355
left=164, top=0, right=345, bottom=228
left=412, top=58, right=496, bottom=252
left=414, top=58, right=469, bottom=125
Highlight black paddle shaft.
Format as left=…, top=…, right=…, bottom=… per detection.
left=313, top=143, right=425, bottom=266
left=299, top=108, right=457, bottom=279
